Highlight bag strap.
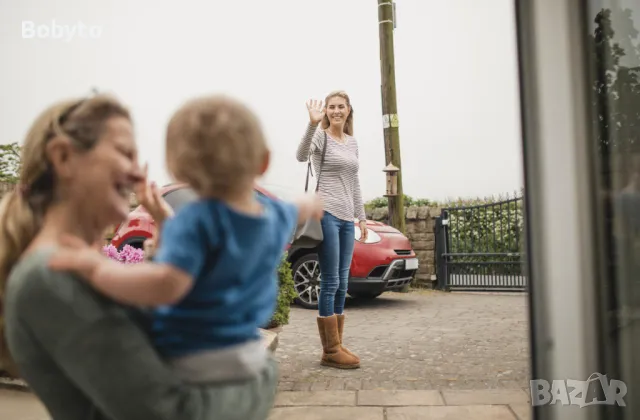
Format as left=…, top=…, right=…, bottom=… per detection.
left=304, top=131, right=329, bottom=193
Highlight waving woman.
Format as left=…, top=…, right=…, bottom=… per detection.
left=296, top=90, right=366, bottom=369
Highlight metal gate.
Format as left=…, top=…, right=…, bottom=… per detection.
left=434, top=196, right=526, bottom=291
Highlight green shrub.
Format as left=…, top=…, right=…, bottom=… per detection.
left=266, top=253, right=296, bottom=329
left=364, top=196, right=390, bottom=210
left=364, top=194, right=437, bottom=211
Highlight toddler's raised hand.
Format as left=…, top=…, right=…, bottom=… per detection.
left=134, top=163, right=174, bottom=223
left=295, top=193, right=324, bottom=225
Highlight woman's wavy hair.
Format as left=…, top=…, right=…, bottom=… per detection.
left=321, top=90, right=354, bottom=136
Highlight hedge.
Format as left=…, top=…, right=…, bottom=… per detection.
left=265, top=253, right=296, bottom=329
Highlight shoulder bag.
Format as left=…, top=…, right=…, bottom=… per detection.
left=291, top=131, right=328, bottom=248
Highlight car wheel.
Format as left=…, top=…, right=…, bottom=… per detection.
left=349, top=292, right=382, bottom=300
left=291, top=253, right=321, bottom=310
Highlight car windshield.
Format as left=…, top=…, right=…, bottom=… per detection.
left=162, top=183, right=295, bottom=212
left=162, top=187, right=198, bottom=212
left=257, top=182, right=296, bottom=201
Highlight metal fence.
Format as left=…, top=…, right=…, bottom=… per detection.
left=434, top=196, right=526, bottom=291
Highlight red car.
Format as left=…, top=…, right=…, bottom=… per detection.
left=111, top=183, right=419, bottom=309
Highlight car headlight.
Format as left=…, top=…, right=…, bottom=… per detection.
left=355, top=226, right=382, bottom=244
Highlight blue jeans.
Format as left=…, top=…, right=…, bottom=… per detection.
left=318, top=211, right=355, bottom=317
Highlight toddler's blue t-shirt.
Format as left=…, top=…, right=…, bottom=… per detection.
left=149, top=193, right=298, bottom=358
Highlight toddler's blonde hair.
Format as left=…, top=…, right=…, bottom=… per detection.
left=166, top=95, right=268, bottom=197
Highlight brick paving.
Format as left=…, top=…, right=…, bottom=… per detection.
left=275, top=290, right=531, bottom=392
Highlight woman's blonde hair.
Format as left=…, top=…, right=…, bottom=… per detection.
left=321, top=90, right=354, bottom=136
left=0, top=94, right=130, bottom=377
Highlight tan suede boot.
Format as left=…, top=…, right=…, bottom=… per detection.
left=317, top=315, right=360, bottom=369
left=336, top=314, right=360, bottom=363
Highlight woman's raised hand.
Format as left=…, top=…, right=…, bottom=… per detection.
left=306, top=99, right=325, bottom=125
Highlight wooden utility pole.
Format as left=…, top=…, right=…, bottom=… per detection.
left=378, top=0, right=406, bottom=234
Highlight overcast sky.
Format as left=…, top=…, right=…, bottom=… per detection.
left=0, top=0, right=526, bottom=202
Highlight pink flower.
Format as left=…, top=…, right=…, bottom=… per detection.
left=120, top=244, right=145, bottom=264
left=102, top=244, right=120, bottom=261
left=102, top=244, right=144, bottom=264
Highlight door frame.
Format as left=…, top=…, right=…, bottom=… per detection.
left=515, top=0, right=604, bottom=418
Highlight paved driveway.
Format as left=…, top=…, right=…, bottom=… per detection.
left=275, top=290, right=531, bottom=392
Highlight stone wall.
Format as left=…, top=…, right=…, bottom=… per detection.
left=366, top=206, right=441, bottom=288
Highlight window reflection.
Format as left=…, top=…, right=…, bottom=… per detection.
left=586, top=0, right=640, bottom=418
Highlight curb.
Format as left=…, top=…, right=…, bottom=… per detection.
left=261, top=327, right=280, bottom=353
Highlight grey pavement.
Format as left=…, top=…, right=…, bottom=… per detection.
left=0, top=389, right=48, bottom=420
left=270, top=389, right=532, bottom=419
left=275, top=290, right=531, bottom=392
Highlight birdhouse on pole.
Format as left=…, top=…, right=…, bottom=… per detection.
left=383, top=163, right=400, bottom=197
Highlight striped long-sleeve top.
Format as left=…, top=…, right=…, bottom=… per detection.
left=296, top=122, right=366, bottom=222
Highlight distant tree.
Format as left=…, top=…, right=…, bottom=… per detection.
left=590, top=7, right=640, bottom=185
left=0, top=143, right=21, bottom=184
